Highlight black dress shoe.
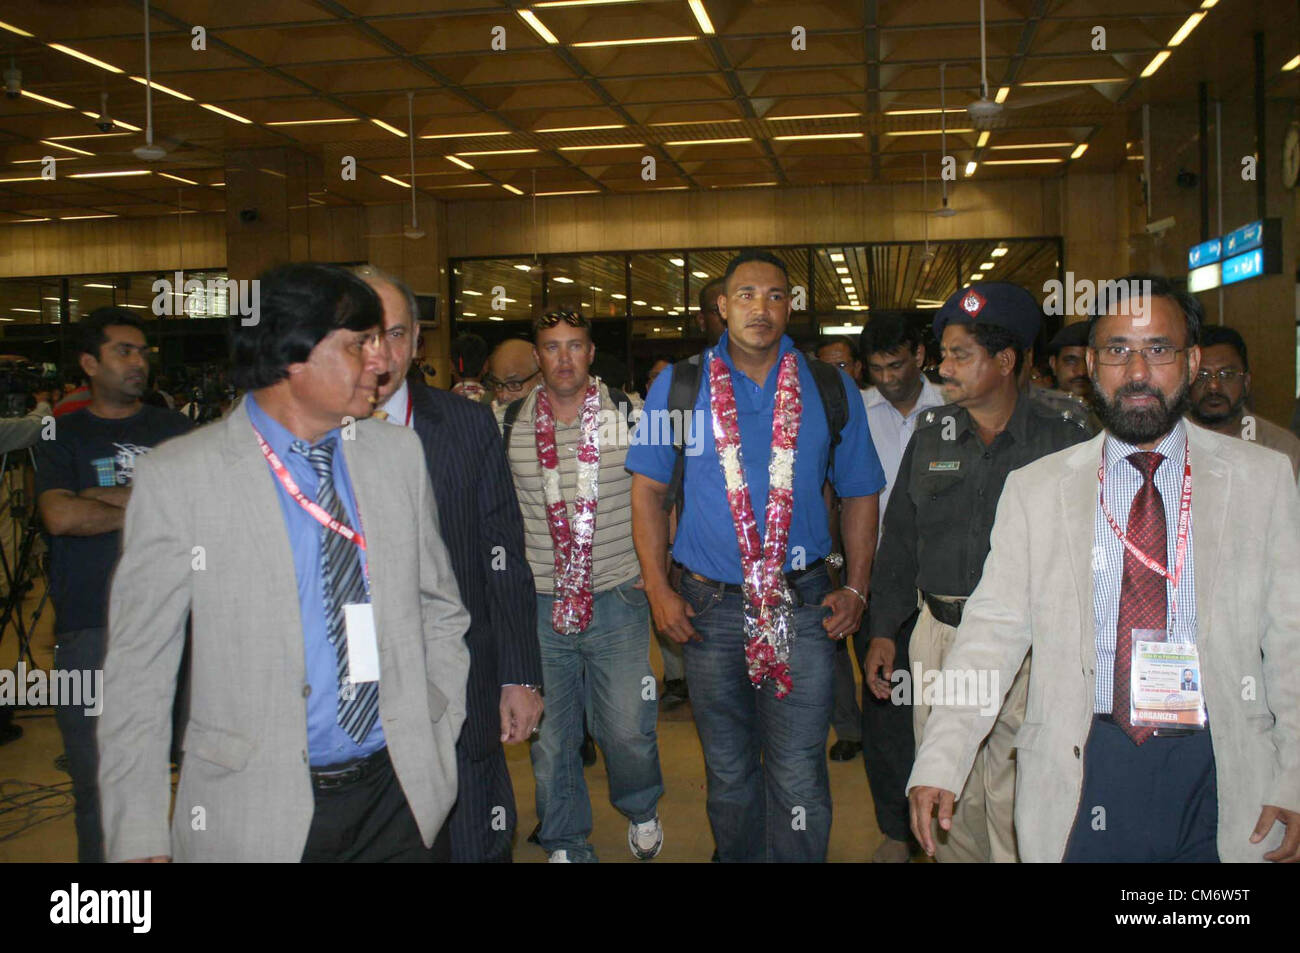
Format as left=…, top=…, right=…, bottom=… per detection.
left=828, top=740, right=862, bottom=761
left=581, top=733, right=598, bottom=767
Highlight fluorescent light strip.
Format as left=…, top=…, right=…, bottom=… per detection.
left=12, top=308, right=41, bottom=313
left=456, top=148, right=538, bottom=156
left=433, top=183, right=493, bottom=189
left=663, top=137, right=751, bottom=145
left=21, top=90, right=74, bottom=109
left=519, top=10, right=559, bottom=44
left=8, top=217, right=49, bottom=223
left=446, top=156, right=475, bottom=170
left=536, top=189, right=600, bottom=196
left=369, top=118, right=406, bottom=137
left=421, top=130, right=510, bottom=139
left=68, top=169, right=151, bottom=178
left=266, top=117, right=360, bottom=126
left=46, top=132, right=131, bottom=141
left=773, top=132, right=863, bottom=141
left=1070, top=143, right=1088, bottom=159
left=537, top=124, right=626, bottom=133
left=129, top=75, right=193, bottom=102
left=649, top=118, right=743, bottom=126
left=157, top=172, right=198, bottom=185
left=201, top=103, right=253, bottom=124
left=572, top=36, right=696, bottom=48
left=965, top=160, right=977, bottom=176
left=995, top=86, right=1010, bottom=103
left=1168, top=12, right=1205, bottom=47
left=884, top=107, right=966, bottom=116
left=48, top=43, right=124, bottom=74
left=557, top=142, right=645, bottom=151
left=60, top=214, right=117, bottom=220
left=0, top=19, right=34, bottom=37
left=0, top=176, right=43, bottom=183
left=768, top=112, right=860, bottom=121
left=81, top=112, right=141, bottom=132
left=1021, top=78, right=1127, bottom=87
left=381, top=174, right=411, bottom=188
left=991, top=247, right=1008, bottom=257
left=40, top=139, right=94, bottom=156
left=727, top=182, right=777, bottom=188
left=536, top=0, right=641, bottom=6
left=83, top=282, right=115, bottom=289
left=977, top=131, right=990, bottom=147
left=1141, top=51, right=1171, bottom=78
left=981, top=158, right=1065, bottom=166
left=1284, top=54, right=1300, bottom=72
left=886, top=128, right=975, bottom=136
left=989, top=142, right=1073, bottom=150
left=502, top=184, right=524, bottom=195
left=689, top=0, right=715, bottom=34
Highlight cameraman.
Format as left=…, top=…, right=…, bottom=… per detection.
left=34, top=307, right=190, bottom=862
left=0, top=389, right=53, bottom=455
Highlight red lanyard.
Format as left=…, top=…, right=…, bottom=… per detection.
left=253, top=428, right=367, bottom=552
left=1097, top=437, right=1191, bottom=624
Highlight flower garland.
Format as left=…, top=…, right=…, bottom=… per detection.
left=535, top=378, right=602, bottom=634
left=709, top=352, right=802, bottom=697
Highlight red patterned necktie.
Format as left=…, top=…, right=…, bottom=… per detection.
left=1112, top=451, right=1167, bottom=745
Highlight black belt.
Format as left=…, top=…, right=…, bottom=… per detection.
left=922, top=592, right=965, bottom=627
left=682, top=558, right=826, bottom=601
left=1094, top=713, right=1198, bottom=738
left=310, top=746, right=389, bottom=791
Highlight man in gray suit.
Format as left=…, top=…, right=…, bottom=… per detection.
left=98, top=263, right=471, bottom=862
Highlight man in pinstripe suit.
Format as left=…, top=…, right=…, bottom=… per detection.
left=362, top=266, right=543, bottom=863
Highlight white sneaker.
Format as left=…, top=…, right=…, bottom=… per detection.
left=628, top=816, right=663, bottom=860
left=547, top=849, right=572, bottom=863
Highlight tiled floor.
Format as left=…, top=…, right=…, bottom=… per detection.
left=1, top=578, right=893, bottom=863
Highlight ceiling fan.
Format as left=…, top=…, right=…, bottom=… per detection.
left=363, top=91, right=427, bottom=240
left=966, top=0, right=1086, bottom=126
left=133, top=0, right=166, bottom=161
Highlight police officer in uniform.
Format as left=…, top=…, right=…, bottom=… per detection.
left=862, top=282, right=1096, bottom=863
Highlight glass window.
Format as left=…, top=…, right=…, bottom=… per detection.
left=546, top=254, right=626, bottom=321
left=453, top=258, right=540, bottom=337
left=630, top=252, right=687, bottom=341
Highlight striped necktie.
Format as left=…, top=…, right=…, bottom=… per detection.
left=292, top=439, right=379, bottom=745
left=1112, top=451, right=1166, bottom=746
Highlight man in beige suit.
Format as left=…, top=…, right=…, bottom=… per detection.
left=98, top=263, right=471, bottom=862
left=910, top=275, right=1300, bottom=862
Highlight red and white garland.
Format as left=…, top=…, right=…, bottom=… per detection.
left=535, top=379, right=602, bottom=634
left=710, top=352, right=802, bottom=697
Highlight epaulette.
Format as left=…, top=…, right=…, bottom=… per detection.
left=917, top=403, right=961, bottom=430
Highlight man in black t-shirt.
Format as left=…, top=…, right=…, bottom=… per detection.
left=34, top=307, right=189, bottom=862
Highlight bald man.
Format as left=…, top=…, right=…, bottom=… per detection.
left=485, top=339, right=540, bottom=410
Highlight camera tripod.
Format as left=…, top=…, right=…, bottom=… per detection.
left=0, top=445, right=49, bottom=671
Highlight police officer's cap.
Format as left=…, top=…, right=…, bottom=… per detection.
left=1047, top=320, right=1090, bottom=355
left=932, top=282, right=1042, bottom=351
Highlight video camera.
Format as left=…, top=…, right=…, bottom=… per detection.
left=0, top=361, right=55, bottom=418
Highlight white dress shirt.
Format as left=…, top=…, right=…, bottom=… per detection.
left=377, top=379, right=412, bottom=429
left=1092, top=418, right=1197, bottom=713
left=863, top=376, right=946, bottom=534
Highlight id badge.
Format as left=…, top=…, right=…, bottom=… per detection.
left=1130, top=631, right=1206, bottom=729
left=343, top=603, right=381, bottom=683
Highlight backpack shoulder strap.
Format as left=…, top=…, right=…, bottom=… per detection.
left=608, top=386, right=634, bottom=428
left=501, top=396, right=526, bottom=450
left=807, top=358, right=850, bottom=470
left=664, top=354, right=704, bottom=512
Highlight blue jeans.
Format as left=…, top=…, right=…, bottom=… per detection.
left=532, top=579, right=663, bottom=861
left=679, top=565, right=835, bottom=862
left=53, top=627, right=107, bottom=863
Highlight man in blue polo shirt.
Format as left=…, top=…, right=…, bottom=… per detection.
left=628, top=249, right=884, bottom=862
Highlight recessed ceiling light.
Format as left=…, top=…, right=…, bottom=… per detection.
left=965, top=160, right=977, bottom=176
left=691, top=271, right=708, bottom=279
left=21, top=90, right=74, bottom=109
left=552, top=276, right=574, bottom=283
left=835, top=267, right=848, bottom=275
left=633, top=299, right=647, bottom=306
left=48, top=43, right=123, bottom=74
left=991, top=247, right=1008, bottom=257
left=611, top=293, right=627, bottom=300
left=462, top=289, right=483, bottom=296
left=830, top=253, right=845, bottom=262
left=980, top=262, right=995, bottom=270
left=669, top=258, right=684, bottom=266
left=514, top=264, right=532, bottom=271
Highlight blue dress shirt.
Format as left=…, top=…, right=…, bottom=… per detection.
left=245, top=394, right=385, bottom=766
left=626, top=332, right=885, bottom=584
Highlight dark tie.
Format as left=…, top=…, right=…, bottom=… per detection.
left=1112, top=451, right=1167, bottom=746
left=293, top=439, right=379, bottom=745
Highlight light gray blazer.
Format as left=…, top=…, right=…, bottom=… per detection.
left=98, top=399, right=471, bottom=862
left=908, top=423, right=1300, bottom=862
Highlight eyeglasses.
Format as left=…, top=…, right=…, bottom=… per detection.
left=1092, top=345, right=1184, bottom=366
left=484, top=369, right=540, bottom=393
left=1194, top=368, right=1244, bottom=384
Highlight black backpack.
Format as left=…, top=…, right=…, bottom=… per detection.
left=662, top=353, right=849, bottom=512
left=501, top=385, right=634, bottom=450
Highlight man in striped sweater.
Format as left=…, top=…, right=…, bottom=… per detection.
left=498, top=310, right=665, bottom=863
